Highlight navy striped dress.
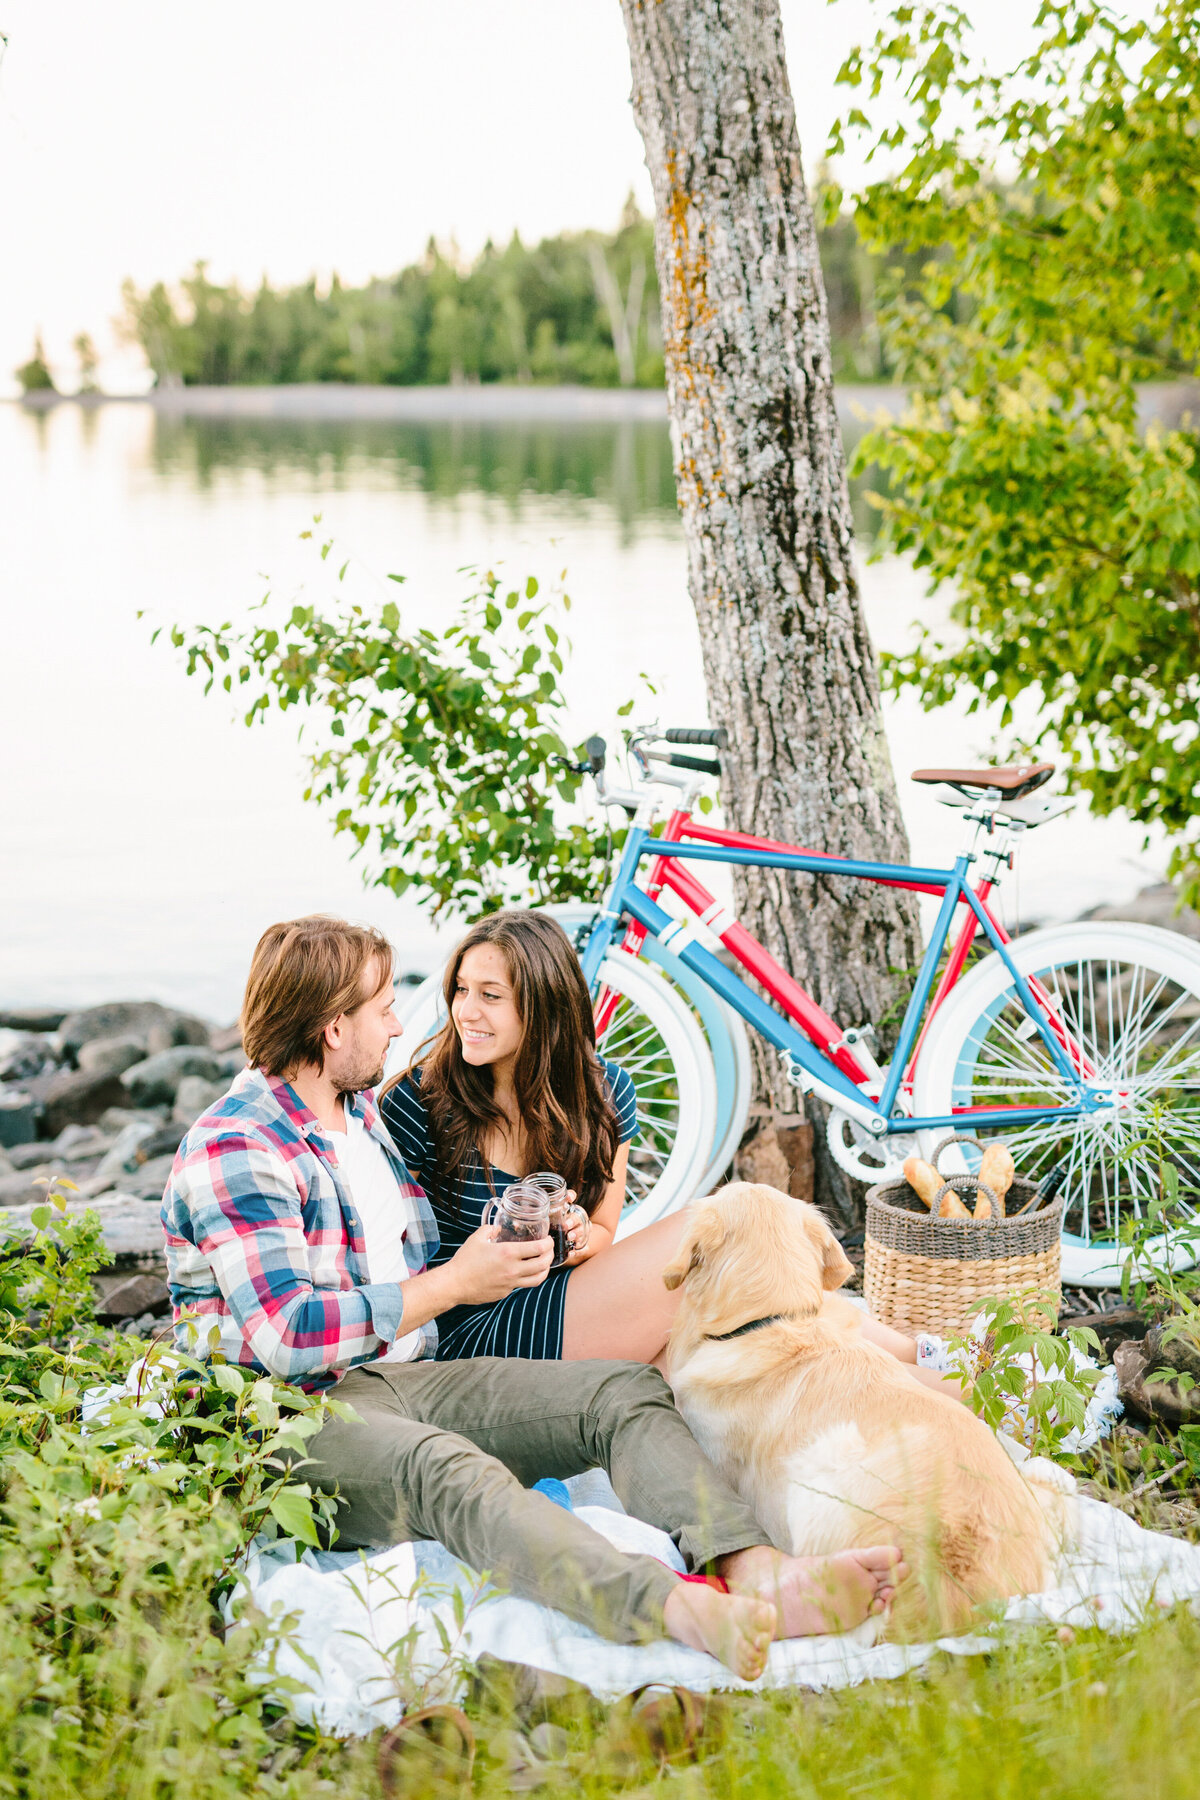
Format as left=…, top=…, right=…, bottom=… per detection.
left=379, top=1060, right=637, bottom=1360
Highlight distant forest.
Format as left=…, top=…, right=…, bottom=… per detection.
left=117, top=196, right=886, bottom=389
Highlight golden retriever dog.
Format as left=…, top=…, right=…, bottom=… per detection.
left=663, top=1183, right=1071, bottom=1638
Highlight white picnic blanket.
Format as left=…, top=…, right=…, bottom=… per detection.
left=231, top=1465, right=1200, bottom=1737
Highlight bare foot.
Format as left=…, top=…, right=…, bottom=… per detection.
left=662, top=1581, right=777, bottom=1681
left=719, top=1544, right=909, bottom=1637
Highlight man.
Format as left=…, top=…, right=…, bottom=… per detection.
left=163, top=915, right=905, bottom=1679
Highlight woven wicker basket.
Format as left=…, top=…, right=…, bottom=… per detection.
left=863, top=1135, right=1063, bottom=1336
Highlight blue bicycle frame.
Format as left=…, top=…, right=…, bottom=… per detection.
left=581, top=827, right=1096, bottom=1139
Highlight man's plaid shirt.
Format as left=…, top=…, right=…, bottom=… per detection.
left=162, top=1067, right=440, bottom=1389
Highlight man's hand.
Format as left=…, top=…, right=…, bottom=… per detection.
left=444, top=1224, right=553, bottom=1305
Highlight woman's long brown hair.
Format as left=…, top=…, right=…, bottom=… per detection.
left=385, top=912, right=621, bottom=1215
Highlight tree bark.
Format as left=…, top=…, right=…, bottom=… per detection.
left=618, top=0, right=923, bottom=1223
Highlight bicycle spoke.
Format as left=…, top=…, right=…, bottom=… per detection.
left=941, top=938, right=1200, bottom=1250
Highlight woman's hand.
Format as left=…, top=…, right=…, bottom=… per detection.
left=445, top=1224, right=553, bottom=1304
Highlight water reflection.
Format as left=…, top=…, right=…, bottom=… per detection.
left=143, top=410, right=882, bottom=541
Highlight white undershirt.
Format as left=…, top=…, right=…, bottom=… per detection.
left=337, top=1104, right=423, bottom=1363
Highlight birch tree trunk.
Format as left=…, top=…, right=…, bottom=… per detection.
left=618, top=0, right=923, bottom=1221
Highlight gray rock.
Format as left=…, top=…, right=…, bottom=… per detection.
left=120, top=1152, right=179, bottom=1201
left=173, top=1074, right=230, bottom=1126
left=98, top=1105, right=166, bottom=1134
left=0, top=1148, right=12, bottom=1179
left=0, top=1191, right=167, bottom=1273
left=132, top=1122, right=186, bottom=1162
left=0, top=1029, right=57, bottom=1083
left=121, top=1046, right=222, bottom=1108
left=93, top=1271, right=171, bottom=1323
left=1083, top=883, right=1200, bottom=942
left=210, top=1023, right=244, bottom=1054
left=59, top=1001, right=213, bottom=1060
left=0, top=1007, right=68, bottom=1032
left=93, top=1119, right=160, bottom=1182
left=0, top=1162, right=68, bottom=1207
left=7, top=1138, right=55, bottom=1171
left=41, top=1066, right=128, bottom=1138
left=53, top=1123, right=116, bottom=1163
left=78, top=1036, right=145, bottom=1079
left=0, top=1090, right=38, bottom=1149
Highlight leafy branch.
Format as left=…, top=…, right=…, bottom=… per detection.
left=157, top=534, right=622, bottom=920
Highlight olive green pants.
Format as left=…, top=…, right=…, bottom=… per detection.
left=303, top=1357, right=766, bottom=1644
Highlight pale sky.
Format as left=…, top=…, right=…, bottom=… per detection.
left=1, top=0, right=1042, bottom=396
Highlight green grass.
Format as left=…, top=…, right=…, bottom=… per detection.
left=7, top=1609, right=1199, bottom=1799
left=4, top=1195, right=1199, bottom=1799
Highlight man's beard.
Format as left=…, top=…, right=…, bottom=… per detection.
left=340, top=1053, right=388, bottom=1094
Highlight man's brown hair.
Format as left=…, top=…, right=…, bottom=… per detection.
left=240, top=916, right=393, bottom=1076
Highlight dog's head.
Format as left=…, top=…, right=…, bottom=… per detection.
left=662, top=1183, right=853, bottom=1340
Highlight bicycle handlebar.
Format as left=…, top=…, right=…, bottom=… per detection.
left=652, top=749, right=721, bottom=776
left=663, top=726, right=728, bottom=749
left=585, top=735, right=607, bottom=774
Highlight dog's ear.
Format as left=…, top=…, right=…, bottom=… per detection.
left=662, top=1206, right=718, bottom=1291
left=662, top=1241, right=703, bottom=1291
left=821, top=1230, right=854, bottom=1292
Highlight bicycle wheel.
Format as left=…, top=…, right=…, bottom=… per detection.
left=390, top=949, right=714, bottom=1237
left=913, top=921, right=1200, bottom=1286
left=541, top=903, right=752, bottom=1195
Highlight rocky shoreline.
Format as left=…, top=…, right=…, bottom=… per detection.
left=0, top=1000, right=246, bottom=1331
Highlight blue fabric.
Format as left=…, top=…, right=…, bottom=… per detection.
left=532, top=1478, right=573, bottom=1511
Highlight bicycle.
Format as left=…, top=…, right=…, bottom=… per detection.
left=396, top=726, right=1200, bottom=1288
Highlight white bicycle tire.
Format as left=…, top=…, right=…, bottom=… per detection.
left=533, top=902, right=752, bottom=1196
left=389, top=949, right=715, bottom=1237
left=913, top=921, right=1200, bottom=1287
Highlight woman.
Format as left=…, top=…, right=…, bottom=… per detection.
left=380, top=909, right=698, bottom=1363
left=381, top=910, right=950, bottom=1385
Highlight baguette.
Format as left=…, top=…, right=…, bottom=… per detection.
left=903, top=1157, right=971, bottom=1217
left=902, top=1157, right=942, bottom=1210
left=977, top=1143, right=1015, bottom=1218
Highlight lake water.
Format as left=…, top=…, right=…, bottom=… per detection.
left=0, top=397, right=1166, bottom=1025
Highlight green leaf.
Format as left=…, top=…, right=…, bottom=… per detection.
left=268, top=1486, right=322, bottom=1547
left=210, top=1362, right=247, bottom=1396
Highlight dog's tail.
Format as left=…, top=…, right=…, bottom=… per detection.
left=877, top=1464, right=1064, bottom=1641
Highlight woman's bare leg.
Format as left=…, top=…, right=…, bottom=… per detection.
left=561, top=1210, right=691, bottom=1361
left=856, top=1311, right=971, bottom=1404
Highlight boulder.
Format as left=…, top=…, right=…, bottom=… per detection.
left=0, top=1093, right=38, bottom=1149
left=52, top=1123, right=116, bottom=1163
left=0, top=1162, right=68, bottom=1207
left=121, top=1152, right=180, bottom=1202
left=210, top=1023, right=244, bottom=1054
left=0, top=1030, right=57, bottom=1083
left=78, top=1037, right=145, bottom=1078
left=0, top=1008, right=67, bottom=1032
left=0, top=1191, right=167, bottom=1273
left=8, top=1139, right=57, bottom=1171
left=41, top=1066, right=128, bottom=1138
left=173, top=1074, right=230, bottom=1126
left=1114, top=1338, right=1200, bottom=1427
left=58, top=1001, right=213, bottom=1061
left=120, top=1047, right=223, bottom=1108
left=93, top=1119, right=160, bottom=1183
left=98, top=1105, right=166, bottom=1134
left=93, top=1271, right=171, bottom=1323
